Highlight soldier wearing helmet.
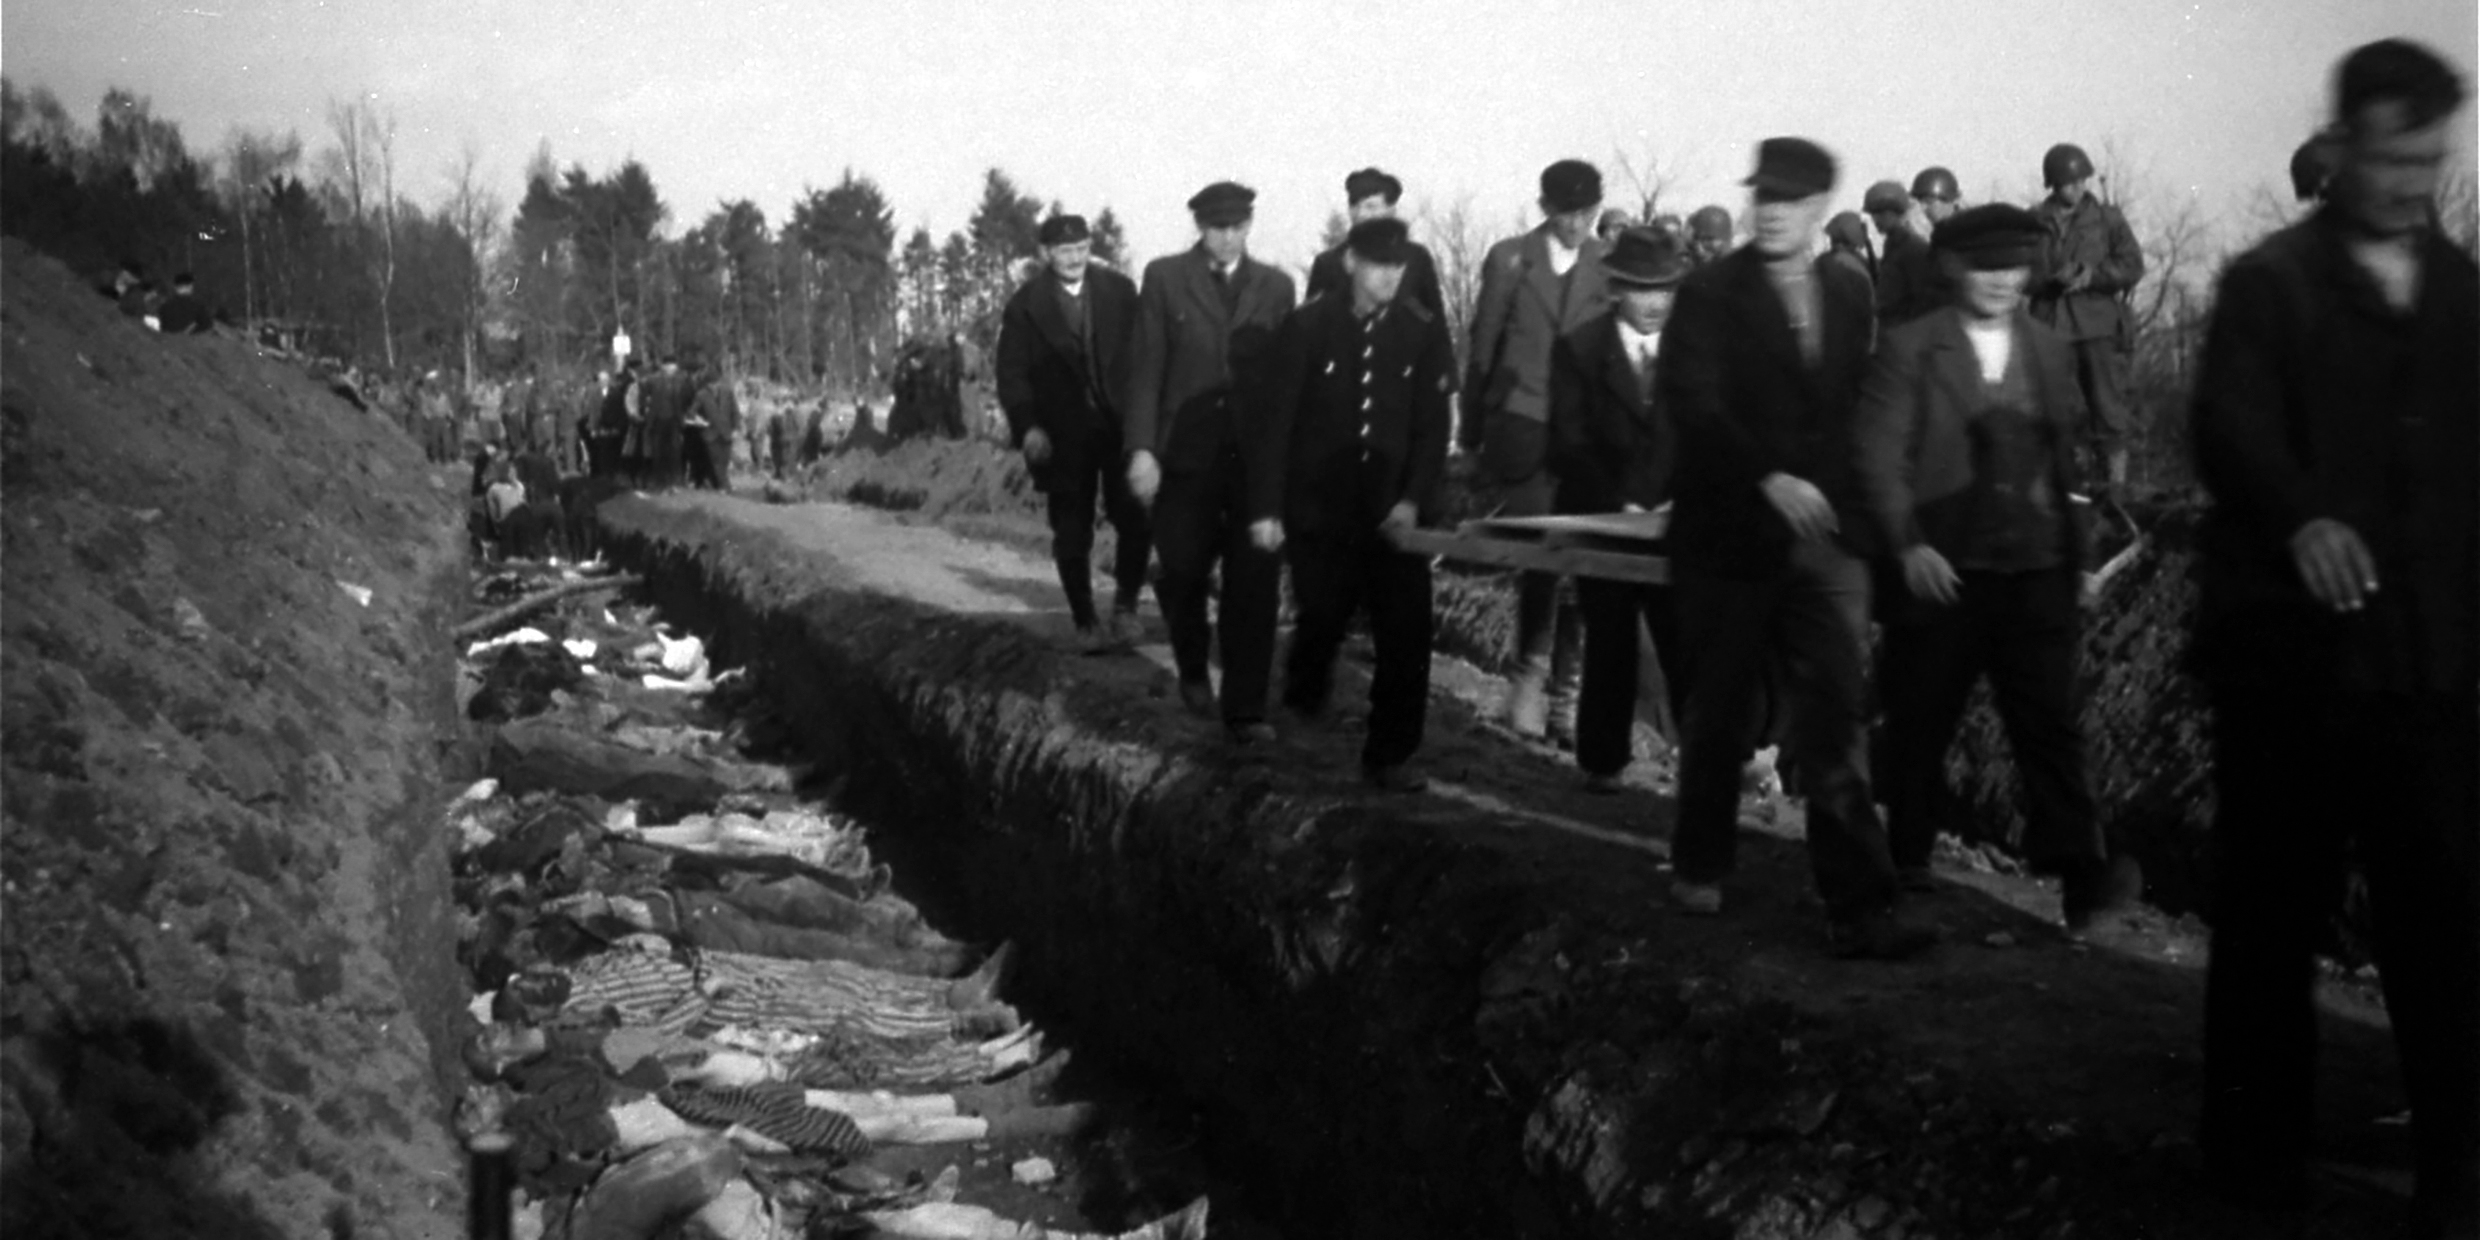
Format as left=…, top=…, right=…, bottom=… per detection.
left=1910, top=166, right=1961, bottom=224
left=1685, top=205, right=1734, bottom=265
left=1865, top=179, right=1939, bottom=326
left=2029, top=141, right=2144, bottom=489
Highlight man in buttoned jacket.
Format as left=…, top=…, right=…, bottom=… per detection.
left=1465, top=159, right=1611, bottom=741
left=1851, top=203, right=2140, bottom=933
left=1123, top=181, right=1299, bottom=741
left=1256, top=218, right=1453, bottom=790
left=997, top=213, right=1148, bottom=649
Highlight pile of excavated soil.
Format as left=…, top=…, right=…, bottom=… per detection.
left=1, top=239, right=468, bottom=1238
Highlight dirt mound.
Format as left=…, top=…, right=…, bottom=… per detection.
left=1, top=239, right=468, bottom=1237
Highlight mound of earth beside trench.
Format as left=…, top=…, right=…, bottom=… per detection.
left=1, top=238, right=469, bottom=1238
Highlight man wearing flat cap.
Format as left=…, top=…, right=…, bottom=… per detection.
left=1257, top=217, right=1455, bottom=790
left=1124, top=180, right=1299, bottom=742
left=1659, top=136, right=1928, bottom=959
left=1466, top=158, right=1612, bottom=743
left=1548, top=226, right=1694, bottom=803
left=1853, top=202, right=2142, bottom=937
left=997, top=213, right=1148, bottom=651
left=1306, top=168, right=1445, bottom=322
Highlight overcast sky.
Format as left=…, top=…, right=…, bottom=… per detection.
left=5, top=0, right=2473, bottom=272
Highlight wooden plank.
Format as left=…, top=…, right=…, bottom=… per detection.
left=1387, top=525, right=1671, bottom=584
left=1463, top=511, right=1670, bottom=544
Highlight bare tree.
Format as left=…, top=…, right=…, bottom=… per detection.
left=218, top=125, right=302, bottom=325
left=1608, top=142, right=1682, bottom=223
left=444, top=141, right=504, bottom=385
left=325, top=94, right=400, bottom=368
left=1412, top=191, right=1488, bottom=364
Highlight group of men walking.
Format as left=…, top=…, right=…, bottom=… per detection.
left=581, top=354, right=742, bottom=491
left=993, top=35, right=2474, bottom=1235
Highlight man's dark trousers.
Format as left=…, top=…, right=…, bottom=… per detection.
left=1151, top=451, right=1279, bottom=724
left=1283, top=531, right=1431, bottom=770
left=1574, top=574, right=1684, bottom=778
left=2201, top=687, right=2478, bottom=1223
left=1672, top=538, right=1897, bottom=918
left=1046, top=432, right=1150, bottom=625
left=1878, top=567, right=2102, bottom=872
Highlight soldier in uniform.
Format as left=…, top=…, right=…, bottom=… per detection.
left=1866, top=179, right=1940, bottom=327
left=1823, top=212, right=1875, bottom=286
left=1852, top=203, right=2143, bottom=928
left=1659, top=137, right=1929, bottom=959
left=1685, top=205, right=1735, bottom=266
left=1911, top=166, right=1962, bottom=226
left=1123, top=181, right=1298, bottom=742
left=1257, top=217, right=1453, bottom=790
left=996, top=213, right=1149, bottom=651
left=1464, top=159, right=1610, bottom=743
left=2028, top=142, right=2145, bottom=491
left=1548, top=226, right=1692, bottom=797
left=2189, top=40, right=2476, bottom=1234
left=2289, top=129, right=2341, bottom=205
left=1305, top=168, right=1445, bottom=321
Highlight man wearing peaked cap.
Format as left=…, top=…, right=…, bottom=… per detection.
left=996, top=212, right=1148, bottom=652
left=1255, top=215, right=1456, bottom=790
left=1853, top=202, right=2141, bottom=948
left=1307, top=167, right=1446, bottom=321
left=1547, top=226, right=1695, bottom=805
left=1466, top=157, right=1612, bottom=744
left=1123, top=180, right=1298, bottom=743
left=1659, top=136, right=1932, bottom=959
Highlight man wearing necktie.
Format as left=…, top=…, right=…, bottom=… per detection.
left=1256, top=217, right=1454, bottom=790
left=998, top=213, right=1149, bottom=651
left=1123, top=181, right=1299, bottom=743
left=1547, top=226, right=1693, bottom=805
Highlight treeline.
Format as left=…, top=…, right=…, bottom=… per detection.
left=0, top=79, right=1130, bottom=393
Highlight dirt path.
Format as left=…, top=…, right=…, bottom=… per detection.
left=629, top=490, right=2417, bottom=1237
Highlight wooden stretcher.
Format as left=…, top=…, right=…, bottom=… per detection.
left=1385, top=511, right=1672, bottom=584
left=1387, top=503, right=2151, bottom=596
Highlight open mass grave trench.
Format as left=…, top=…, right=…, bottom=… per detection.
left=447, top=565, right=1245, bottom=1239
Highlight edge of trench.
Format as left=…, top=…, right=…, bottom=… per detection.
left=589, top=494, right=2067, bottom=1239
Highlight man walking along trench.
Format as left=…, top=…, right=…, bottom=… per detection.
left=997, top=213, right=1149, bottom=651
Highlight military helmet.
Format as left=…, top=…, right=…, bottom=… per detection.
left=2289, top=132, right=2341, bottom=203
left=2041, top=143, right=2094, bottom=188
left=1910, top=166, right=1960, bottom=203
left=1688, top=204, right=1733, bottom=242
left=1862, top=180, right=1911, bottom=214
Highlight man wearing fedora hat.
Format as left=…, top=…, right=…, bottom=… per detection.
left=1305, top=168, right=1445, bottom=322
left=1659, top=137, right=1930, bottom=959
left=1549, top=226, right=1694, bottom=800
left=1257, top=217, right=1455, bottom=790
left=998, top=213, right=1148, bottom=651
left=1466, top=158, right=1612, bottom=744
left=1124, top=180, right=1298, bottom=742
left=1852, top=203, right=2143, bottom=933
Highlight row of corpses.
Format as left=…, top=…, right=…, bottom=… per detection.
left=448, top=574, right=1209, bottom=1239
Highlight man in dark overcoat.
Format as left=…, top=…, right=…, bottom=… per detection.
left=1122, top=181, right=1298, bottom=741
left=996, top=213, right=1148, bottom=649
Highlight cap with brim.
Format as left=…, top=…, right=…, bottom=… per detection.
left=1344, top=217, right=1413, bottom=265
left=1743, top=137, right=1837, bottom=198
left=1039, top=215, right=1090, bottom=246
left=1188, top=180, right=1256, bottom=227
left=1932, top=203, right=2044, bottom=269
left=1344, top=167, right=1402, bottom=205
left=1602, top=226, right=1691, bottom=288
left=1539, top=159, right=1603, bottom=214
